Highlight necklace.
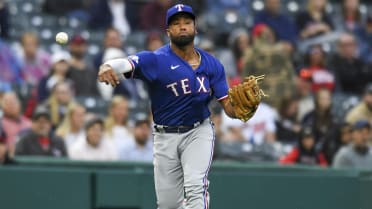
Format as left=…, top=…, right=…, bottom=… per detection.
left=189, top=50, right=201, bottom=66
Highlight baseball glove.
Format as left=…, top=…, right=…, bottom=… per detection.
left=228, top=75, right=267, bottom=122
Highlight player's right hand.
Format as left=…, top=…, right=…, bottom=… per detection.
left=98, top=64, right=120, bottom=87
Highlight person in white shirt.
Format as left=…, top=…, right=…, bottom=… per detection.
left=221, top=103, right=277, bottom=145
left=55, top=103, right=86, bottom=154
left=104, top=96, right=134, bottom=151
left=69, top=117, right=118, bottom=161
left=119, top=118, right=153, bottom=162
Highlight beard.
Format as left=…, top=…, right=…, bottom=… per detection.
left=170, top=33, right=195, bottom=48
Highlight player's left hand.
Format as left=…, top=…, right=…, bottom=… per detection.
left=228, top=75, right=267, bottom=122
left=98, top=64, right=120, bottom=87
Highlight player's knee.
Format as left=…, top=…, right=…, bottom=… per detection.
left=184, top=180, right=209, bottom=199
left=184, top=178, right=209, bottom=194
left=185, top=184, right=205, bottom=196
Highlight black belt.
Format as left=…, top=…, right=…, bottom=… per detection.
left=154, top=120, right=203, bottom=133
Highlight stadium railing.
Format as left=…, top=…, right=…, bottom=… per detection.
left=0, top=157, right=371, bottom=209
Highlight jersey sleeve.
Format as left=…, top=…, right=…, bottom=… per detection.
left=127, top=51, right=157, bottom=82
left=210, top=60, right=228, bottom=101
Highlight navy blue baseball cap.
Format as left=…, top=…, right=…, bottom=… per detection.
left=166, top=4, right=195, bottom=26
left=352, top=120, right=371, bottom=131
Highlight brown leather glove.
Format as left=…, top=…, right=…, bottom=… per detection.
left=228, top=75, right=266, bottom=122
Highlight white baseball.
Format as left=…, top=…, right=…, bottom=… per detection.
left=55, top=32, right=69, bottom=45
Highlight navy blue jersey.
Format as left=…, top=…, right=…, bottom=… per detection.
left=127, top=44, right=228, bottom=126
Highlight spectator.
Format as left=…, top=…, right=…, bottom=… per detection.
left=145, top=31, right=165, bottom=51
left=358, top=14, right=372, bottom=64
left=42, top=0, right=91, bottom=20
left=0, top=1, right=9, bottom=39
left=198, top=38, right=215, bottom=54
left=69, top=117, right=118, bottom=161
left=323, top=122, right=352, bottom=164
left=43, top=81, right=76, bottom=128
left=329, top=33, right=368, bottom=95
left=0, top=92, right=32, bottom=155
left=119, top=118, right=153, bottom=162
left=228, top=28, right=250, bottom=77
left=346, top=83, right=372, bottom=128
left=15, top=106, right=67, bottom=157
left=334, top=0, right=364, bottom=34
left=242, top=23, right=295, bottom=109
left=221, top=103, right=277, bottom=145
left=17, top=32, right=51, bottom=87
left=275, top=95, right=301, bottom=144
left=279, top=126, right=328, bottom=166
left=37, top=50, right=71, bottom=102
left=67, top=34, right=99, bottom=97
left=0, top=125, right=14, bottom=165
left=55, top=103, right=86, bottom=153
left=206, top=0, right=250, bottom=16
left=295, top=70, right=315, bottom=122
left=296, top=0, right=334, bottom=40
left=298, top=44, right=335, bottom=93
left=104, top=96, right=134, bottom=150
left=139, top=0, right=172, bottom=31
left=254, top=0, right=297, bottom=45
left=88, top=0, right=133, bottom=37
left=93, top=27, right=124, bottom=70
left=333, top=120, right=372, bottom=168
left=0, top=39, right=22, bottom=86
left=0, top=81, right=11, bottom=116
left=221, top=123, right=245, bottom=142
left=302, top=88, right=338, bottom=152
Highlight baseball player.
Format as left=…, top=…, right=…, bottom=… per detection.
left=98, top=4, right=263, bottom=209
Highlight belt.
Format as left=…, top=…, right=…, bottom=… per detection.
left=154, top=120, right=203, bottom=134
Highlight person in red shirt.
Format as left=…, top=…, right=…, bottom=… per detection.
left=299, top=44, right=335, bottom=93
left=280, top=126, right=328, bottom=167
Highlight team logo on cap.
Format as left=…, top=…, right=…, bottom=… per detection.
left=175, top=4, right=184, bottom=11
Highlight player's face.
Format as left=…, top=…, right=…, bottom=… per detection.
left=167, top=13, right=196, bottom=47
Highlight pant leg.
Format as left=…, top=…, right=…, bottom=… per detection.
left=153, top=132, right=185, bottom=209
left=180, top=120, right=215, bottom=209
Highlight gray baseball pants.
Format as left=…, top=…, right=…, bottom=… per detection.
left=153, top=119, right=215, bottom=209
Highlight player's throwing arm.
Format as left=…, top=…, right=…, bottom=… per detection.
left=98, top=58, right=134, bottom=87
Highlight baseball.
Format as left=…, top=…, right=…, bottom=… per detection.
left=55, top=32, right=69, bottom=45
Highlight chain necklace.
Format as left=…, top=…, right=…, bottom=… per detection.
left=189, top=50, right=201, bottom=66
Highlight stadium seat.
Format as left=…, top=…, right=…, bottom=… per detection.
left=217, top=141, right=279, bottom=162
left=331, top=92, right=360, bottom=122
left=75, top=96, right=109, bottom=116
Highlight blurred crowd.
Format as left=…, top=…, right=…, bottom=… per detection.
left=0, top=0, right=372, bottom=169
